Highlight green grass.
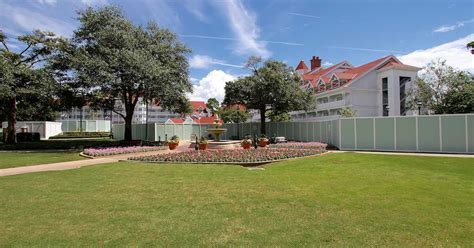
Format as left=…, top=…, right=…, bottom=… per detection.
left=0, top=153, right=472, bottom=246
left=0, top=151, right=85, bottom=169
left=0, top=138, right=115, bottom=150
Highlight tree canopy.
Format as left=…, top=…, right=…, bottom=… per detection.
left=220, top=107, right=250, bottom=124
left=223, top=56, right=314, bottom=134
left=206, top=98, right=220, bottom=114
left=0, top=29, right=66, bottom=143
left=407, top=60, right=474, bottom=114
left=55, top=6, right=192, bottom=140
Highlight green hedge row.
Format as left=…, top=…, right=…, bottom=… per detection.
left=50, top=132, right=112, bottom=139
left=0, top=139, right=165, bottom=150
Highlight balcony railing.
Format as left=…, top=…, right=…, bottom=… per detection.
left=317, top=99, right=345, bottom=110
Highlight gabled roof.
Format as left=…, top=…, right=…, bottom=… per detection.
left=342, top=56, right=391, bottom=76
left=193, top=116, right=223, bottom=124
left=303, top=62, right=347, bottom=80
left=295, top=60, right=309, bottom=70
left=167, top=118, right=184, bottom=124
left=296, top=55, right=420, bottom=94
left=190, top=101, right=207, bottom=110
left=377, top=61, right=421, bottom=72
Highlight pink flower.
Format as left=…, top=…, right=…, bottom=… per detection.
left=84, top=146, right=166, bottom=157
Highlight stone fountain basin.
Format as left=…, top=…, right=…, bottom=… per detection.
left=189, top=140, right=241, bottom=150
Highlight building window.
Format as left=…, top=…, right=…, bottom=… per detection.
left=399, top=77, right=410, bottom=116
left=382, top=77, right=388, bottom=116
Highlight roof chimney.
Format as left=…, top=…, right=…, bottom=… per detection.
left=310, top=56, right=321, bottom=70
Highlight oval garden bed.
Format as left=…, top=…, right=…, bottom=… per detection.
left=128, top=148, right=327, bottom=165
left=83, top=146, right=167, bottom=157
left=269, top=142, right=328, bottom=150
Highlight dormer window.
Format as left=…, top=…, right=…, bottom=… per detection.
left=317, top=79, right=326, bottom=92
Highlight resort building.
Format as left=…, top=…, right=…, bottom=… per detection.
left=58, top=100, right=210, bottom=124
left=252, top=55, right=420, bottom=122
left=289, top=55, right=421, bottom=121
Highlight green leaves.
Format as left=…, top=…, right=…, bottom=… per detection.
left=223, top=57, right=314, bottom=133
left=407, top=59, right=473, bottom=114
left=52, top=5, right=193, bottom=140
left=220, top=107, right=250, bottom=123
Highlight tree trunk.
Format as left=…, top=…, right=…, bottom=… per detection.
left=260, top=107, right=266, bottom=135
left=6, top=98, right=17, bottom=144
left=79, top=106, right=83, bottom=133
left=124, top=113, right=133, bottom=141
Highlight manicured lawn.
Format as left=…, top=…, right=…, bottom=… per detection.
left=0, top=153, right=472, bottom=246
left=0, top=151, right=85, bottom=169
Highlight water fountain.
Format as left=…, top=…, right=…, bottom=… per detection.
left=190, top=115, right=241, bottom=150
left=206, top=115, right=227, bottom=141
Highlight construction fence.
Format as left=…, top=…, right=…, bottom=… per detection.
left=60, top=120, right=111, bottom=132
left=112, top=114, right=474, bottom=154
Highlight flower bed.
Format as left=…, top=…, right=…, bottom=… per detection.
left=83, top=146, right=167, bottom=157
left=129, top=148, right=325, bottom=164
left=269, top=142, right=327, bottom=151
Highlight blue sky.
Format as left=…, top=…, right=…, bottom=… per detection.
left=0, top=0, right=473, bottom=101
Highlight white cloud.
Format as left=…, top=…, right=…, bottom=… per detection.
left=37, top=0, right=57, bottom=5
left=399, top=34, right=474, bottom=73
left=218, top=0, right=271, bottom=58
left=0, top=3, right=75, bottom=37
left=180, top=34, right=303, bottom=46
left=189, top=70, right=237, bottom=102
left=323, top=61, right=334, bottom=67
left=433, top=19, right=474, bottom=33
left=182, top=0, right=208, bottom=22
left=288, top=12, right=321, bottom=19
left=189, top=55, right=244, bottom=69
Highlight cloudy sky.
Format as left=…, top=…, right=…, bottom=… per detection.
left=1, top=0, right=473, bottom=102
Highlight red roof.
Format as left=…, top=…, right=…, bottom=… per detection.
left=168, top=118, right=184, bottom=124
left=303, top=62, right=343, bottom=81
left=193, top=116, right=223, bottom=124
left=295, top=60, right=309, bottom=70
left=296, top=55, right=419, bottom=94
left=343, top=56, right=391, bottom=76
left=190, top=101, right=206, bottom=110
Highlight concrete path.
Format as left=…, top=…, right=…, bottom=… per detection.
left=0, top=157, right=119, bottom=177
left=0, top=142, right=192, bottom=177
left=3, top=143, right=471, bottom=177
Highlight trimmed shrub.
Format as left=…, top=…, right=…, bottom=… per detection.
left=17, top=133, right=41, bottom=142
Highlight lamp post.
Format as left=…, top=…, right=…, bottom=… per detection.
left=385, top=105, right=390, bottom=116
left=416, top=100, right=423, bottom=115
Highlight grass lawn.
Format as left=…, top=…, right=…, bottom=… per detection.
left=0, top=151, right=85, bottom=169
left=0, top=153, right=472, bottom=246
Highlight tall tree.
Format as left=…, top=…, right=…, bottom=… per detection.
left=206, top=98, right=220, bottom=114
left=220, top=107, right=250, bottom=124
left=223, top=56, right=314, bottom=134
left=268, top=111, right=291, bottom=122
left=407, top=60, right=474, bottom=114
left=0, top=29, right=66, bottom=144
left=58, top=6, right=192, bottom=140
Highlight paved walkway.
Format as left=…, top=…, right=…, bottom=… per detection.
left=0, top=142, right=192, bottom=177
left=2, top=143, right=472, bottom=177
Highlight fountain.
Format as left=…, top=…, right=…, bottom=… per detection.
left=190, top=114, right=241, bottom=150
left=206, top=115, right=227, bottom=141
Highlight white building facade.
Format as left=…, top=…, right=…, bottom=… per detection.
left=287, top=55, right=420, bottom=121
left=58, top=99, right=209, bottom=124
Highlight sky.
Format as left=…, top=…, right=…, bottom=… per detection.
left=1, top=0, right=473, bottom=102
